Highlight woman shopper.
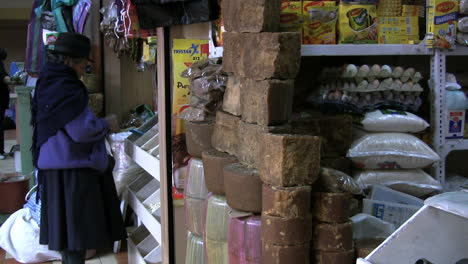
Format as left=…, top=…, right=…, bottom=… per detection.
left=0, top=48, right=11, bottom=159
left=31, top=32, right=126, bottom=264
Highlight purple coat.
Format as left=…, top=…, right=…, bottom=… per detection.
left=38, top=107, right=110, bottom=172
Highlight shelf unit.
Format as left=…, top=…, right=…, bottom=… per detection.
left=124, top=127, right=162, bottom=264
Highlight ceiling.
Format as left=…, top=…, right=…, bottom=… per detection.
left=0, top=0, right=33, bottom=9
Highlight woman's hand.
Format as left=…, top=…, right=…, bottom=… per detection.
left=105, top=114, right=120, bottom=133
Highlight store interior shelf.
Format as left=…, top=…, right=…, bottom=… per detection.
left=126, top=187, right=162, bottom=244
left=301, top=44, right=433, bottom=56
left=442, top=139, right=468, bottom=157
left=125, top=139, right=160, bottom=181
left=443, top=46, right=468, bottom=56
left=127, top=226, right=162, bottom=264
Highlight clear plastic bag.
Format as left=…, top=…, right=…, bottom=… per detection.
left=353, top=169, right=443, bottom=197
left=347, top=133, right=440, bottom=169
left=461, top=0, right=468, bottom=15
left=360, top=109, right=429, bottom=133
left=351, top=213, right=396, bottom=240
left=319, top=167, right=363, bottom=194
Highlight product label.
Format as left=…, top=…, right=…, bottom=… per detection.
left=280, top=1, right=303, bottom=32
left=446, top=110, right=465, bottom=139
left=426, top=0, right=458, bottom=49
left=338, top=3, right=378, bottom=44
left=303, top=1, right=338, bottom=44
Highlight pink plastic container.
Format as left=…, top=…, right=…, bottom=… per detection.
left=228, top=215, right=262, bottom=264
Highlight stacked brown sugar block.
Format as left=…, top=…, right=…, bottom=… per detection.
left=291, top=116, right=355, bottom=263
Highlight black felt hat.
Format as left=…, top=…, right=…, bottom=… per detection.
left=49, top=32, right=93, bottom=61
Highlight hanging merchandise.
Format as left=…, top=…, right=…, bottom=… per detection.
left=179, top=58, right=228, bottom=122
left=280, top=1, right=303, bottom=33
left=131, top=0, right=220, bottom=29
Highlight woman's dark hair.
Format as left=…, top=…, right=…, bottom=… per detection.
left=0, top=48, right=7, bottom=61
left=46, top=50, right=83, bottom=65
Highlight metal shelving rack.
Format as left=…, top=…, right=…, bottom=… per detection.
left=208, top=42, right=468, bottom=185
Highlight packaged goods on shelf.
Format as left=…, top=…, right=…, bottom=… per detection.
left=426, top=0, right=458, bottom=49
left=280, top=1, right=303, bottom=33
left=353, top=169, right=443, bottom=196
left=228, top=216, right=262, bottom=264
left=313, top=65, right=424, bottom=114
left=377, top=0, right=402, bottom=17
left=458, top=16, right=468, bottom=33
left=359, top=109, right=429, bottom=133
left=461, top=0, right=468, bottom=14
left=303, top=1, right=338, bottom=44
left=401, top=5, right=422, bottom=16
left=186, top=232, right=206, bottom=264
left=377, top=16, right=419, bottom=44
left=347, top=133, right=440, bottom=169
left=338, top=3, right=378, bottom=44
left=446, top=110, right=466, bottom=139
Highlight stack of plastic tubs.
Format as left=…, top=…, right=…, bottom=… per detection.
left=184, top=158, right=209, bottom=264
left=204, top=194, right=230, bottom=264
left=228, top=216, right=262, bottom=264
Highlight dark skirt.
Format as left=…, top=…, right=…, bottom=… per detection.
left=39, top=166, right=127, bottom=251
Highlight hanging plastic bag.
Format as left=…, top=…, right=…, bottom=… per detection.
left=0, top=209, right=62, bottom=263
left=319, top=167, right=363, bottom=194
left=446, top=90, right=468, bottom=110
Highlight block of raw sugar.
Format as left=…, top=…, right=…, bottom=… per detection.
left=185, top=120, right=214, bottom=158
left=261, top=214, right=312, bottom=245
left=202, top=150, right=237, bottom=195
left=223, top=32, right=301, bottom=80
left=262, top=184, right=311, bottom=219
left=222, top=0, right=281, bottom=33
left=211, top=111, right=240, bottom=156
left=314, top=249, right=355, bottom=264
left=259, top=133, right=321, bottom=187
left=313, top=192, right=351, bottom=223
left=262, top=243, right=310, bottom=264
left=222, top=76, right=242, bottom=116
left=241, top=78, right=294, bottom=126
left=313, top=221, right=354, bottom=251
left=224, top=163, right=262, bottom=213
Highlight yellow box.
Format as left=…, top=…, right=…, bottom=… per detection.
left=378, top=34, right=420, bottom=44
left=338, top=3, right=378, bottom=44
left=402, top=5, right=423, bottom=16
left=280, top=1, right=303, bottom=32
left=427, top=0, right=458, bottom=49
left=378, top=16, right=419, bottom=36
left=303, top=1, right=338, bottom=44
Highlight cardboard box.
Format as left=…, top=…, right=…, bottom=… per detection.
left=378, top=16, right=419, bottom=43
left=280, top=1, right=303, bottom=32
left=338, top=3, right=378, bottom=44
left=362, top=198, right=421, bottom=228
left=303, top=1, right=338, bottom=44
left=446, top=110, right=465, bottom=139
left=402, top=5, right=423, bottom=17
left=426, top=0, right=458, bottom=49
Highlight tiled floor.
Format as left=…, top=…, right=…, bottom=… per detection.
left=0, top=248, right=128, bottom=264
left=0, top=130, right=129, bottom=264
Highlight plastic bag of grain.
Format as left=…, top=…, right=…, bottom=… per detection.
left=347, top=133, right=440, bottom=169
left=360, top=109, right=429, bottom=133
left=353, top=169, right=443, bottom=197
